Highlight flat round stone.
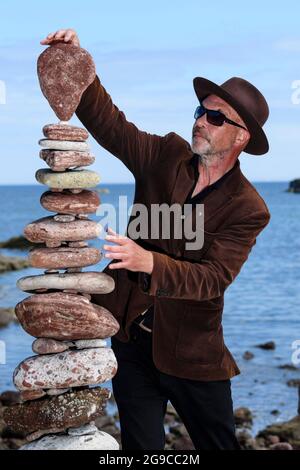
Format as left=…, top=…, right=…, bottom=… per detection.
left=13, top=347, right=118, bottom=391
left=43, top=124, right=89, bottom=142
left=40, top=189, right=100, bottom=215
left=40, top=149, right=95, bottom=171
left=35, top=168, right=100, bottom=189
left=32, top=338, right=72, bottom=354
left=24, top=216, right=102, bottom=243
left=17, top=272, right=115, bottom=294
left=27, top=246, right=102, bottom=268
left=15, top=292, right=120, bottom=340
left=20, top=429, right=119, bottom=450
left=39, top=138, right=89, bottom=152
left=4, top=387, right=110, bottom=439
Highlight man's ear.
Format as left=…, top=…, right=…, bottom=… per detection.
left=235, top=129, right=250, bottom=149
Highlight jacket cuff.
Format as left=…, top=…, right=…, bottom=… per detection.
left=138, top=251, right=171, bottom=297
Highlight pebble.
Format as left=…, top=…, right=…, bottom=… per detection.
left=13, top=348, right=118, bottom=391
left=43, top=124, right=89, bottom=142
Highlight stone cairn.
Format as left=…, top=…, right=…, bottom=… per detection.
left=4, top=43, right=120, bottom=450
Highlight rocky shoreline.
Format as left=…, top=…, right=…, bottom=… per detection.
left=0, top=390, right=298, bottom=450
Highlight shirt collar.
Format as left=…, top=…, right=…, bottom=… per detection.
left=190, top=154, right=239, bottom=191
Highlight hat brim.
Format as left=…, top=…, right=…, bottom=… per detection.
left=193, top=77, right=269, bottom=155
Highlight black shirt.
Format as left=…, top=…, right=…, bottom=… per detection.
left=134, top=156, right=239, bottom=331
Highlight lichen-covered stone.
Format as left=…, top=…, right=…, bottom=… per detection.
left=13, top=348, right=117, bottom=391
left=4, top=387, right=110, bottom=437
left=35, top=168, right=100, bottom=189
left=37, top=43, right=96, bottom=121
left=15, top=292, right=119, bottom=340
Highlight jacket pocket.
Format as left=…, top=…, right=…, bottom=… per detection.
left=175, top=306, right=224, bottom=364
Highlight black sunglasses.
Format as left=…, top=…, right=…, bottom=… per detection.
left=194, top=103, right=248, bottom=131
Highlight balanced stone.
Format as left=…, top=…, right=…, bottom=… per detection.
left=15, top=292, right=120, bottom=340
left=28, top=246, right=102, bottom=269
left=20, top=390, right=46, bottom=402
left=40, top=149, right=95, bottom=171
left=32, top=338, right=72, bottom=354
left=13, top=348, right=118, bottom=391
left=4, top=387, right=110, bottom=438
left=24, top=216, right=102, bottom=243
left=35, top=168, right=100, bottom=189
left=37, top=43, right=96, bottom=121
left=40, top=189, right=100, bottom=214
left=68, top=423, right=98, bottom=436
left=17, top=272, right=115, bottom=294
left=20, top=429, right=119, bottom=450
left=39, top=138, right=89, bottom=152
left=31, top=338, right=107, bottom=355
left=43, top=124, right=89, bottom=142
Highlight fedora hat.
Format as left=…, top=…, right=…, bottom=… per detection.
left=193, top=76, right=269, bottom=155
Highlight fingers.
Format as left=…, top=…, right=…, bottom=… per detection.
left=105, top=234, right=128, bottom=245
left=108, top=261, right=127, bottom=269
left=40, top=29, right=80, bottom=47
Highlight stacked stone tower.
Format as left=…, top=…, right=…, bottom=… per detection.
left=4, top=44, right=120, bottom=450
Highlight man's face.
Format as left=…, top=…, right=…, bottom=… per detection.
left=191, top=94, right=249, bottom=158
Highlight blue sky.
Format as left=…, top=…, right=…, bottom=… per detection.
left=0, top=0, right=299, bottom=183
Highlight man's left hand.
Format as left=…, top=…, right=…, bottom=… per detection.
left=103, top=227, right=154, bottom=274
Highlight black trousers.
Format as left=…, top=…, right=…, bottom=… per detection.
left=110, top=321, right=241, bottom=450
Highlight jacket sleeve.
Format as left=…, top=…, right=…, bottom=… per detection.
left=137, top=209, right=270, bottom=301
left=75, top=74, right=170, bottom=178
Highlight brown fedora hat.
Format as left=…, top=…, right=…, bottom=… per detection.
left=193, top=76, right=269, bottom=155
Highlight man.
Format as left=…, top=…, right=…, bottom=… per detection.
left=41, top=30, right=271, bottom=450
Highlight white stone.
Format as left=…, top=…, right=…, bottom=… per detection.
left=73, top=339, right=107, bottom=349
left=67, top=423, right=98, bottom=436
left=39, top=138, right=89, bottom=152
left=20, top=429, right=119, bottom=450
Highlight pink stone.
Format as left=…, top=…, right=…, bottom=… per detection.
left=37, top=43, right=96, bottom=121
left=40, top=149, right=95, bottom=171
left=29, top=246, right=101, bottom=269
left=40, top=189, right=100, bottom=215
left=43, top=123, right=89, bottom=141
left=15, top=292, right=120, bottom=340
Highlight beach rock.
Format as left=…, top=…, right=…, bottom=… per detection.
left=28, top=246, right=102, bottom=269
left=269, top=442, right=293, bottom=450
left=24, top=216, right=102, bottom=243
left=256, top=341, right=276, bottom=350
left=35, top=168, right=100, bottom=189
left=17, top=272, right=114, bottom=295
left=243, top=351, right=254, bottom=360
left=257, top=415, right=300, bottom=449
left=37, top=43, right=96, bottom=121
left=15, top=292, right=119, bottom=340
left=32, top=338, right=72, bottom=354
left=73, top=339, right=107, bottom=349
left=13, top=348, right=117, bottom=391
left=4, top=387, right=110, bottom=438
left=234, top=407, right=253, bottom=428
left=67, top=423, right=98, bottom=436
left=39, top=138, right=89, bottom=152
left=0, top=254, right=29, bottom=273
left=40, top=149, right=95, bottom=171
left=40, top=189, right=100, bottom=215
left=287, top=379, right=300, bottom=387
left=31, top=338, right=107, bottom=354
left=20, top=429, right=119, bottom=450
left=287, top=179, right=300, bottom=193
left=43, top=124, right=89, bottom=142
left=46, top=388, right=70, bottom=396
left=0, top=307, right=18, bottom=327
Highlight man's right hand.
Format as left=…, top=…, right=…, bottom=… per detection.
left=40, top=29, right=80, bottom=47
